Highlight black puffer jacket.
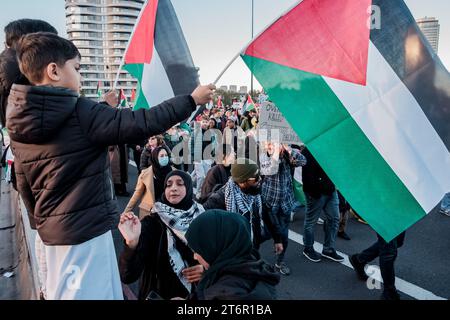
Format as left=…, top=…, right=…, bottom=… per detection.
left=6, top=84, right=196, bottom=245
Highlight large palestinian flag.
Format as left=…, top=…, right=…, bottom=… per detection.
left=123, top=0, right=199, bottom=110
left=241, top=0, right=450, bottom=241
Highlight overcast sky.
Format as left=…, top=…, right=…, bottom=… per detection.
left=1, top=0, right=449, bottom=90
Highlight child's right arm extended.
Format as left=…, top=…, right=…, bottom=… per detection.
left=77, top=85, right=214, bottom=146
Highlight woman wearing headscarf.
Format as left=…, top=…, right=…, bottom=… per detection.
left=124, top=146, right=173, bottom=219
left=119, top=171, right=205, bottom=300
left=140, top=135, right=165, bottom=171
left=185, top=209, right=280, bottom=300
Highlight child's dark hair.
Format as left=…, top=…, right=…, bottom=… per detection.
left=4, top=19, right=58, bottom=48
left=15, top=32, right=81, bottom=84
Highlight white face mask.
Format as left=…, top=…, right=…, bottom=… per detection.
left=158, top=156, right=169, bottom=167
left=170, top=133, right=179, bottom=142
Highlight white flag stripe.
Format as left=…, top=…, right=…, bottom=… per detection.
left=141, top=46, right=175, bottom=107
left=324, top=42, right=450, bottom=213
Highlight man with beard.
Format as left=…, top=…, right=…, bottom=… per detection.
left=203, top=158, right=277, bottom=250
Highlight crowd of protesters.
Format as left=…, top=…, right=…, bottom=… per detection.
left=1, top=19, right=449, bottom=302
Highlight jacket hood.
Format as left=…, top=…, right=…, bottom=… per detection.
left=201, top=259, right=280, bottom=300
left=6, top=84, right=78, bottom=144
left=223, top=259, right=281, bottom=286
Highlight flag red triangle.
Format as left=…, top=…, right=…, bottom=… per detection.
left=244, top=0, right=371, bottom=85
left=124, top=0, right=159, bottom=64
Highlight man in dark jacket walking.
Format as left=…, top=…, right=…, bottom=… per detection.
left=301, top=148, right=344, bottom=263
left=6, top=32, right=214, bottom=299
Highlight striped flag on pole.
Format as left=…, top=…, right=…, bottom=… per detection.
left=122, top=0, right=199, bottom=110
left=241, top=0, right=450, bottom=241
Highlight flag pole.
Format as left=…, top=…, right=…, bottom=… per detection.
left=212, top=0, right=303, bottom=86
left=113, top=0, right=149, bottom=89
left=250, top=0, right=254, bottom=93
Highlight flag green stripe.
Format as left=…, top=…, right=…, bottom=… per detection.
left=123, top=63, right=150, bottom=110
left=242, top=54, right=425, bottom=241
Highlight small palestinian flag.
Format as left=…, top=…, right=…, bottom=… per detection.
left=120, top=89, right=128, bottom=108
left=131, top=88, right=136, bottom=102
left=96, top=81, right=102, bottom=99
left=245, top=94, right=256, bottom=112
left=241, top=0, right=450, bottom=241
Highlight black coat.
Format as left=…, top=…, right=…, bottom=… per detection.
left=139, top=145, right=153, bottom=171
left=0, top=48, right=28, bottom=127
left=302, top=148, right=335, bottom=198
left=194, top=256, right=280, bottom=300
left=119, top=215, right=197, bottom=300
left=6, top=84, right=196, bottom=244
left=202, top=186, right=281, bottom=244
left=199, top=164, right=231, bottom=203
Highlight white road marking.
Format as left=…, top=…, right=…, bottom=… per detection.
left=288, top=230, right=447, bottom=300
left=125, top=161, right=446, bottom=300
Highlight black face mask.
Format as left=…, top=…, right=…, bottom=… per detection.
left=242, top=184, right=261, bottom=196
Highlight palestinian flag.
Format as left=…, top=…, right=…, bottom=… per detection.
left=241, top=0, right=450, bottom=241
left=120, top=89, right=128, bottom=108
left=96, top=81, right=102, bottom=99
left=130, top=88, right=136, bottom=103
left=244, top=94, right=256, bottom=112
left=123, top=0, right=199, bottom=110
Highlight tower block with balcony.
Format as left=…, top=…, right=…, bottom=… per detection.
left=66, top=0, right=144, bottom=99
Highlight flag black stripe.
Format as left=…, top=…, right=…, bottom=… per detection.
left=154, top=0, right=199, bottom=96
left=370, top=0, right=450, bottom=151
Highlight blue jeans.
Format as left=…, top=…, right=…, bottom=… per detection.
left=441, top=193, right=450, bottom=212
left=303, top=191, right=339, bottom=252
left=355, top=232, right=405, bottom=292
left=270, top=205, right=290, bottom=264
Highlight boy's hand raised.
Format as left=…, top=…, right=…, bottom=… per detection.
left=191, top=84, right=215, bottom=105
left=104, top=90, right=119, bottom=107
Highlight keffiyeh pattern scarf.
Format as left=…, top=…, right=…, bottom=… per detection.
left=152, top=201, right=205, bottom=292
left=224, top=178, right=263, bottom=241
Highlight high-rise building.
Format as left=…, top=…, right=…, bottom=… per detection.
left=239, top=86, right=248, bottom=94
left=416, top=17, right=440, bottom=53
left=229, top=85, right=237, bottom=92
left=66, top=0, right=144, bottom=99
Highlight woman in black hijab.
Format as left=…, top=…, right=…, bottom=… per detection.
left=119, top=171, right=205, bottom=300
left=124, top=146, right=173, bottom=219
left=186, top=209, right=280, bottom=300
left=150, top=146, right=173, bottom=200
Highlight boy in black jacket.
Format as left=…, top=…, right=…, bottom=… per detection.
left=6, top=32, right=214, bottom=299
